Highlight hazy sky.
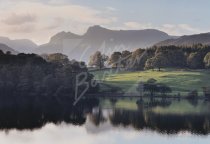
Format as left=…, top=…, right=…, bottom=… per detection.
left=0, top=0, right=210, bottom=44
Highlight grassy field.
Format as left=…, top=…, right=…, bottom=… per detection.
left=91, top=68, right=210, bottom=96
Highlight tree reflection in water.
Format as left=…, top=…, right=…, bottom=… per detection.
left=1, top=96, right=210, bottom=135
left=89, top=99, right=210, bottom=135
left=0, top=96, right=99, bottom=131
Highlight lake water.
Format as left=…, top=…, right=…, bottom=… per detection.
left=1, top=98, right=210, bottom=144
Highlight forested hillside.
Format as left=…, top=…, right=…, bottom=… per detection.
left=89, top=44, right=210, bottom=70
left=0, top=51, right=97, bottom=98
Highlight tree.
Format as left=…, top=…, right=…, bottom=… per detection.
left=145, top=46, right=186, bottom=71
left=152, top=53, right=168, bottom=71
left=89, top=51, right=108, bottom=69
left=0, top=52, right=97, bottom=99
left=42, top=53, right=69, bottom=66
left=157, top=84, right=172, bottom=96
left=143, top=79, right=158, bottom=97
left=0, top=50, right=4, bottom=55
left=144, top=58, right=154, bottom=70
left=155, top=46, right=186, bottom=67
left=187, top=52, right=204, bottom=69
left=130, top=48, right=152, bottom=70
left=121, top=50, right=131, bottom=68
left=204, top=52, right=210, bottom=68
left=6, top=51, right=11, bottom=55
left=108, top=52, right=122, bottom=68
left=144, top=54, right=168, bottom=71
left=106, top=45, right=210, bottom=71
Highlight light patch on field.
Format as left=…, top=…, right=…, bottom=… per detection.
left=91, top=69, right=210, bottom=96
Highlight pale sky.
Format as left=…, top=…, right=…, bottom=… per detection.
left=0, top=0, right=210, bottom=44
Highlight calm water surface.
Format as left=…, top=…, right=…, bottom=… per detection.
left=1, top=98, right=210, bottom=144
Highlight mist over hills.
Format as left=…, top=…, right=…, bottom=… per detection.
left=0, top=43, right=18, bottom=54
left=33, top=25, right=173, bottom=61
left=0, top=37, right=37, bottom=53
left=1, top=26, right=210, bottom=62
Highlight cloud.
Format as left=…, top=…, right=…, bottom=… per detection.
left=122, top=21, right=204, bottom=36
left=44, top=17, right=64, bottom=30
left=11, top=2, right=117, bottom=25
left=0, top=1, right=117, bottom=44
left=0, top=1, right=206, bottom=45
left=124, top=22, right=152, bottom=29
left=106, top=7, right=117, bottom=12
left=2, top=13, right=37, bottom=25
left=160, top=24, right=202, bottom=35
left=7, top=24, right=36, bottom=33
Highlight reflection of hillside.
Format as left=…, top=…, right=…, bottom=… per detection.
left=88, top=100, right=210, bottom=135
left=2, top=97, right=210, bottom=135
left=110, top=110, right=210, bottom=134
left=0, top=97, right=99, bottom=131
left=110, top=109, right=146, bottom=130
left=144, top=112, right=210, bottom=134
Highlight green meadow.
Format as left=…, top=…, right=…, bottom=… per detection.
left=91, top=69, right=210, bottom=96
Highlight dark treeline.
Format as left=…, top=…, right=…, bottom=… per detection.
left=89, top=44, right=210, bottom=70
left=0, top=51, right=98, bottom=99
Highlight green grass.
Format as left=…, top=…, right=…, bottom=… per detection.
left=99, top=98, right=138, bottom=110
left=91, top=68, right=210, bottom=96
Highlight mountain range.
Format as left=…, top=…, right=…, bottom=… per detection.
left=0, top=43, right=18, bottom=54
left=0, top=37, right=37, bottom=53
left=33, top=25, right=173, bottom=61
left=155, top=33, right=210, bottom=47
left=0, top=25, right=210, bottom=62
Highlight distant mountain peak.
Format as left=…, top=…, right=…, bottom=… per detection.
left=35, top=25, right=173, bottom=62
left=0, top=37, right=37, bottom=53
left=84, top=25, right=111, bottom=37
left=87, top=25, right=108, bottom=31
left=0, top=43, right=18, bottom=54
left=49, top=31, right=81, bottom=44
